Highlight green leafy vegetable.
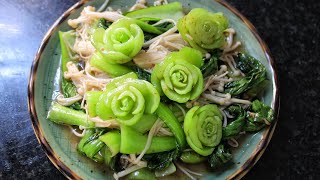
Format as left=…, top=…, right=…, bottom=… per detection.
left=104, top=147, right=123, bottom=172
left=151, top=47, right=204, bottom=103
left=120, top=125, right=176, bottom=154
left=222, top=105, right=246, bottom=139
left=208, top=144, right=232, bottom=169
left=92, top=18, right=144, bottom=64
left=244, top=100, right=274, bottom=132
left=143, top=147, right=180, bottom=170
left=99, top=130, right=121, bottom=156
left=47, top=102, right=95, bottom=127
left=178, top=8, right=228, bottom=53
left=201, top=50, right=221, bottom=77
left=156, top=102, right=186, bottom=148
left=86, top=91, right=103, bottom=117
left=224, top=53, right=267, bottom=96
left=77, top=129, right=106, bottom=163
left=90, top=52, right=133, bottom=77
left=58, top=31, right=81, bottom=110
left=184, top=104, right=222, bottom=156
left=131, top=114, right=158, bottom=133
left=127, top=168, right=156, bottom=180
left=134, top=66, right=151, bottom=82
left=95, top=18, right=111, bottom=29
left=155, top=163, right=176, bottom=177
left=125, top=2, right=184, bottom=22
left=96, top=72, right=160, bottom=125
left=180, top=151, right=206, bottom=164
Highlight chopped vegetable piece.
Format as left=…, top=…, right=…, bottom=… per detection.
left=178, top=8, right=228, bottom=52
left=97, top=73, right=160, bottom=125
left=125, top=2, right=185, bottom=22
left=127, top=168, right=156, bottom=180
left=77, top=129, right=106, bottom=163
left=208, top=144, right=232, bottom=169
left=143, top=147, right=180, bottom=170
left=99, top=130, right=121, bottom=156
left=184, top=104, right=222, bottom=156
left=120, top=125, right=176, bottom=154
left=47, top=102, right=95, bottom=127
left=156, top=102, right=186, bottom=148
left=151, top=47, right=204, bottom=103
left=180, top=151, right=206, bottom=164
left=58, top=31, right=81, bottom=110
left=92, top=18, right=144, bottom=64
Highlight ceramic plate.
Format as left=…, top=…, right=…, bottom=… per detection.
left=28, top=0, right=279, bottom=179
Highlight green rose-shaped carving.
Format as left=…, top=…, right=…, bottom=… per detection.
left=151, top=47, right=204, bottom=103
left=184, top=104, right=223, bottom=156
left=96, top=73, right=160, bottom=126
left=92, top=18, right=144, bottom=64
left=178, top=8, right=228, bottom=52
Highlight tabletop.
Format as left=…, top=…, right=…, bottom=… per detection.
left=0, top=0, right=319, bottom=179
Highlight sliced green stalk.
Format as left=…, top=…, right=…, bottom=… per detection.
left=156, top=102, right=186, bottom=148
left=86, top=91, right=103, bottom=117
left=134, top=19, right=163, bottom=34
left=180, top=151, right=206, bottom=164
left=77, top=129, right=106, bottom=163
left=59, top=31, right=81, bottom=110
left=125, top=2, right=184, bottom=22
left=99, top=130, right=121, bottom=156
left=155, top=163, right=176, bottom=177
left=120, top=125, right=176, bottom=154
left=127, top=168, right=156, bottom=180
left=90, top=52, right=133, bottom=77
left=47, top=102, right=94, bottom=127
left=131, top=114, right=158, bottom=133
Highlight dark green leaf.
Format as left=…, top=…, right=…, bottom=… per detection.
left=95, top=18, right=111, bottom=29
left=208, top=144, right=232, bottom=169
left=222, top=105, right=246, bottom=139
left=243, top=100, right=274, bottom=132
left=224, top=53, right=267, bottom=97
left=133, top=66, right=151, bottom=82
left=127, top=168, right=156, bottom=180
left=77, top=129, right=107, bottom=163
left=143, top=146, right=181, bottom=170
left=201, top=50, right=221, bottom=77
left=104, top=147, right=123, bottom=172
left=61, top=78, right=82, bottom=110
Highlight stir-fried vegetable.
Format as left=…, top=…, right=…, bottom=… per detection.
left=143, top=147, right=181, bottom=170
left=92, top=19, right=144, bottom=64
left=224, top=53, right=267, bottom=97
left=47, top=102, right=95, bottom=127
left=58, top=31, right=82, bottom=110
left=178, top=8, right=228, bottom=52
left=47, top=2, right=275, bottom=178
left=90, top=52, right=133, bottom=77
left=180, top=151, right=206, bottom=164
left=125, top=2, right=184, bottom=22
left=151, top=47, right=204, bottom=103
left=77, top=129, right=106, bottom=163
left=208, top=144, right=232, bottom=169
left=120, top=125, right=176, bottom=154
left=201, top=50, right=221, bottom=77
left=97, top=72, right=160, bottom=125
left=184, top=104, right=222, bottom=156
left=222, top=105, right=246, bottom=139
left=244, top=100, right=274, bottom=132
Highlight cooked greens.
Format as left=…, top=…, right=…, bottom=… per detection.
left=151, top=47, right=204, bottom=103
left=178, top=8, right=228, bottom=53
left=47, top=2, right=274, bottom=179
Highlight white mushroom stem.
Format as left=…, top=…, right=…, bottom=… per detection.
left=56, top=94, right=83, bottom=106
left=202, top=91, right=251, bottom=106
